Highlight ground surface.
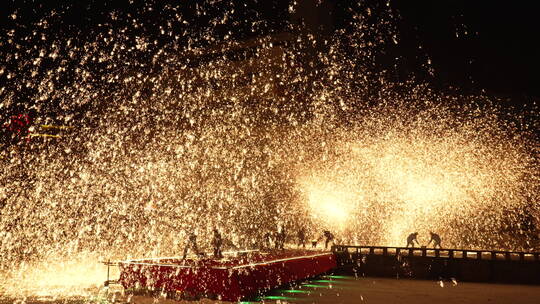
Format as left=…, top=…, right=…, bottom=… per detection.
left=3, top=276, right=540, bottom=304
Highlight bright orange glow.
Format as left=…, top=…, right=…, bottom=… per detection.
left=301, top=179, right=358, bottom=229
left=295, top=122, right=534, bottom=247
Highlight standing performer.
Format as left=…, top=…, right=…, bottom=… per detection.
left=427, top=231, right=442, bottom=248
left=297, top=228, right=306, bottom=248
left=263, top=232, right=272, bottom=249
left=406, top=232, right=420, bottom=248
left=274, top=226, right=286, bottom=250
left=323, top=230, right=335, bottom=250
left=182, top=232, right=200, bottom=259
left=212, top=228, right=224, bottom=258
left=278, top=226, right=286, bottom=250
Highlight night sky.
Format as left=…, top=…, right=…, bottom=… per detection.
left=394, top=1, right=539, bottom=102
left=1, top=0, right=539, bottom=110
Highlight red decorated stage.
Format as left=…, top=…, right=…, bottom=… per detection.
left=118, top=250, right=337, bottom=301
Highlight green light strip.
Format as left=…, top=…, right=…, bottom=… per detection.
left=279, top=289, right=310, bottom=294
left=323, top=275, right=351, bottom=279
left=311, top=279, right=349, bottom=285
left=263, top=295, right=297, bottom=301
left=301, top=284, right=328, bottom=288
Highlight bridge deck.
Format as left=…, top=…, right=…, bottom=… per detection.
left=332, top=245, right=540, bottom=262
left=332, top=245, right=540, bottom=284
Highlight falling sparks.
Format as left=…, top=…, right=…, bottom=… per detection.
left=1, top=252, right=107, bottom=298
left=0, top=1, right=538, bottom=300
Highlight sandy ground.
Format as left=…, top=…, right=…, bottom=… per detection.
left=3, top=276, right=540, bottom=304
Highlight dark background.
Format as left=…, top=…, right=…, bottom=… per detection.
left=1, top=0, right=539, bottom=107
left=296, top=0, right=540, bottom=104
left=393, top=0, right=539, bottom=103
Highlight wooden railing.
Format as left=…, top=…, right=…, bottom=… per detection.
left=332, top=245, right=540, bottom=262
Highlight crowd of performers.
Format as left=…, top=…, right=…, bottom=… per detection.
left=182, top=229, right=443, bottom=260
left=181, top=227, right=337, bottom=260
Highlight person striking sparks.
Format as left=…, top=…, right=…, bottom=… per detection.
left=406, top=232, right=420, bottom=248
left=427, top=231, right=442, bottom=248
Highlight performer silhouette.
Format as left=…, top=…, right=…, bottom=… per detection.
left=276, top=226, right=286, bottom=250
left=297, top=228, right=306, bottom=248
left=406, top=232, right=420, bottom=248
left=427, top=231, right=442, bottom=248
left=323, top=230, right=335, bottom=250
left=182, top=232, right=200, bottom=259
left=263, top=232, right=272, bottom=249
left=212, top=228, right=224, bottom=258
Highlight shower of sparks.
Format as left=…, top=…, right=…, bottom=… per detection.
left=0, top=1, right=538, bottom=299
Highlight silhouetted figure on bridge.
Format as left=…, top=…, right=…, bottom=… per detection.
left=275, top=227, right=286, bottom=250
left=406, top=232, right=420, bottom=248
left=323, top=230, right=335, bottom=250
left=427, top=231, right=442, bottom=248
left=297, top=228, right=306, bottom=248
left=212, top=228, right=224, bottom=258
left=182, top=232, right=200, bottom=259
